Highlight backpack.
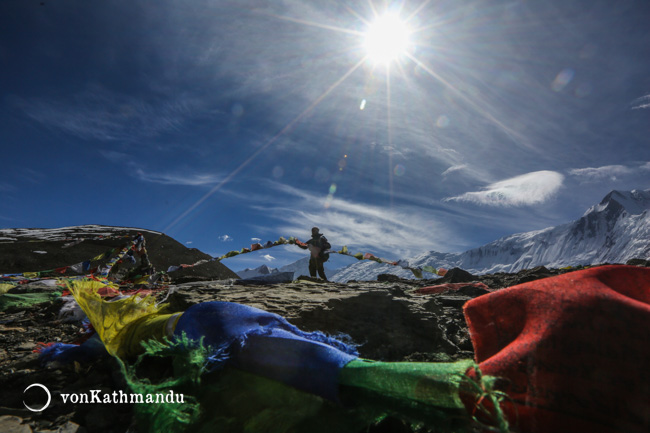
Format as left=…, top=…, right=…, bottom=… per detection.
left=319, top=237, right=331, bottom=262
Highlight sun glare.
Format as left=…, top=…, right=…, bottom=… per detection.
left=363, top=13, right=411, bottom=65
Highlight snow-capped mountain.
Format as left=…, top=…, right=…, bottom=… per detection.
left=331, top=189, right=650, bottom=282
left=278, top=257, right=338, bottom=279
left=236, top=257, right=339, bottom=280
left=236, top=264, right=279, bottom=279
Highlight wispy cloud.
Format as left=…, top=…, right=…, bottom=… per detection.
left=437, top=163, right=494, bottom=187
left=445, top=171, right=564, bottom=206
left=99, top=150, right=130, bottom=163
left=11, top=86, right=204, bottom=142
left=15, top=168, right=47, bottom=185
left=251, top=237, right=261, bottom=242
left=0, top=182, right=15, bottom=192
left=441, top=164, right=468, bottom=177
left=219, top=235, right=233, bottom=242
left=631, top=95, right=650, bottom=109
left=99, top=154, right=224, bottom=187
left=250, top=183, right=462, bottom=258
left=568, top=164, right=636, bottom=182
left=262, top=254, right=275, bottom=262
left=134, top=168, right=223, bottom=186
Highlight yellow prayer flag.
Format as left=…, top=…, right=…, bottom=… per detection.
left=0, top=283, right=15, bottom=295
left=66, top=279, right=163, bottom=357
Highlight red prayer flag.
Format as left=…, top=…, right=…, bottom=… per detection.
left=463, top=265, right=650, bottom=432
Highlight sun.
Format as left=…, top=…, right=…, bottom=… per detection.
left=363, top=13, right=412, bottom=65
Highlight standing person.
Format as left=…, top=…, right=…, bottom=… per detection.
left=305, top=227, right=330, bottom=281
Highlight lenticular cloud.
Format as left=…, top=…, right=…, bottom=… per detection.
left=446, top=170, right=564, bottom=206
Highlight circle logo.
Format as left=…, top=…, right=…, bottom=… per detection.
left=23, top=383, right=51, bottom=412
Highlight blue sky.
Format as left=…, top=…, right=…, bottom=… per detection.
left=1, top=0, right=649, bottom=271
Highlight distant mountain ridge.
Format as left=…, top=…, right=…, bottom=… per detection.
left=0, top=224, right=239, bottom=281
left=331, top=189, right=650, bottom=282
left=236, top=264, right=279, bottom=279
left=237, top=257, right=338, bottom=279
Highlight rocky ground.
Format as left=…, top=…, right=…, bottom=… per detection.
left=1, top=228, right=647, bottom=432
left=1, top=262, right=618, bottom=433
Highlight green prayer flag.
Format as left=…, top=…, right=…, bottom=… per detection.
left=340, top=358, right=474, bottom=409
left=422, top=266, right=437, bottom=274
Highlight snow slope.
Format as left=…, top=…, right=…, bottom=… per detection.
left=331, top=189, right=650, bottom=282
